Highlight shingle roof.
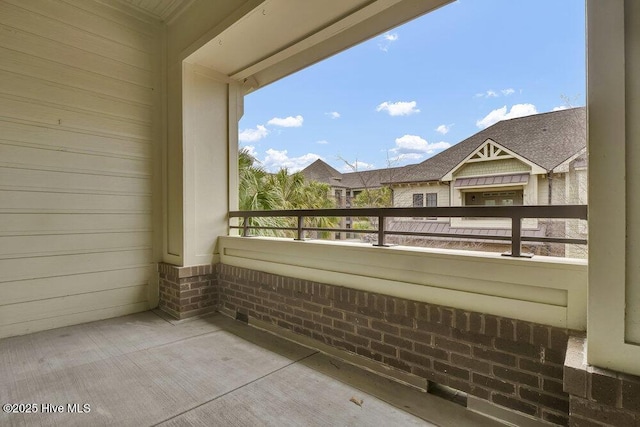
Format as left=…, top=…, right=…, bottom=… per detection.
left=301, top=159, right=346, bottom=187
left=387, top=107, right=586, bottom=184
left=340, top=166, right=408, bottom=189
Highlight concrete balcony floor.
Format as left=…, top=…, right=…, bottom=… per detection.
left=1, top=311, right=501, bottom=426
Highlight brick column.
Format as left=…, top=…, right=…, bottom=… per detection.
left=564, top=336, right=640, bottom=426
left=158, top=263, right=217, bottom=319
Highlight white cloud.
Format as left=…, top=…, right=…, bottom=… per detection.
left=262, top=149, right=321, bottom=173
left=476, top=104, right=538, bottom=128
left=341, top=161, right=375, bottom=173
left=326, top=111, right=341, bottom=119
left=239, top=125, right=268, bottom=143
left=267, top=115, right=304, bottom=127
left=378, top=32, right=399, bottom=51
left=475, top=88, right=515, bottom=98
left=392, top=134, right=451, bottom=155
left=389, top=152, right=425, bottom=164
left=436, top=124, right=452, bottom=135
left=316, top=140, right=329, bottom=145
left=552, top=105, right=569, bottom=111
left=376, top=101, right=420, bottom=116
left=384, top=33, right=398, bottom=42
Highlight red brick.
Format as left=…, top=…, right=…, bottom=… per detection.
left=570, top=396, right=635, bottom=426
left=416, top=319, right=452, bottom=337
left=492, top=393, right=537, bottom=416
left=455, top=311, right=469, bottom=331
left=384, top=357, right=412, bottom=373
left=469, top=312, right=483, bottom=333
left=484, top=315, right=498, bottom=337
left=473, top=347, right=516, bottom=367
left=356, top=326, right=382, bottom=341
left=440, top=308, right=455, bottom=327
left=399, top=328, right=432, bottom=345
left=543, top=378, right=566, bottom=396
left=590, top=372, right=620, bottom=407
left=434, top=361, right=470, bottom=381
left=343, top=332, right=370, bottom=347
left=495, top=338, right=541, bottom=359
left=499, top=318, right=516, bottom=340
left=356, top=346, right=383, bottom=362
left=493, top=365, right=539, bottom=388
left=550, top=328, right=569, bottom=351
left=520, top=387, right=569, bottom=413
left=450, top=353, right=492, bottom=375
left=519, top=358, right=563, bottom=379
left=414, top=343, right=448, bottom=361
left=384, top=313, right=414, bottom=328
left=542, top=410, right=568, bottom=427
left=322, top=307, right=344, bottom=320
left=622, top=379, right=640, bottom=412
left=383, top=334, right=414, bottom=350
left=472, top=373, right=515, bottom=394
left=346, top=313, right=370, bottom=327
left=333, top=319, right=355, bottom=333
left=332, top=339, right=356, bottom=353
left=302, top=301, right=322, bottom=313
left=452, top=329, right=493, bottom=347
left=371, top=341, right=397, bottom=357
left=532, top=325, right=550, bottom=347
left=399, top=349, right=431, bottom=367
left=434, top=336, right=471, bottom=355
left=371, top=320, right=400, bottom=335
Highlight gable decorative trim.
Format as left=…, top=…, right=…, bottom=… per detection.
left=443, top=139, right=547, bottom=181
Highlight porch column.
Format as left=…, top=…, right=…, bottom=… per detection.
left=160, top=59, right=242, bottom=318
left=563, top=1, right=640, bottom=425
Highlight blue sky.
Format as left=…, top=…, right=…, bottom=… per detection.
left=239, top=0, right=586, bottom=173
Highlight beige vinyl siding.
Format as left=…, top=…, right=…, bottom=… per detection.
left=0, top=0, right=160, bottom=338
left=393, top=184, right=450, bottom=208
left=454, top=158, right=530, bottom=178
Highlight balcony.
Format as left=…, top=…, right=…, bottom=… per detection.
left=1, top=1, right=639, bottom=427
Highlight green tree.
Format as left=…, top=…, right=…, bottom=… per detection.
left=351, top=187, right=392, bottom=208
left=238, top=149, right=338, bottom=238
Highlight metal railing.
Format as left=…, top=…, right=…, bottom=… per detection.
left=228, top=205, right=588, bottom=257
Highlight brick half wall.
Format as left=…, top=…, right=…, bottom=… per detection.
left=218, top=263, right=573, bottom=426
left=564, top=336, right=640, bottom=426
left=158, top=263, right=218, bottom=319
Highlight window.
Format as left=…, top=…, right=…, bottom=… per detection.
left=413, top=193, right=424, bottom=207
left=464, top=190, right=523, bottom=206
left=426, top=193, right=437, bottom=207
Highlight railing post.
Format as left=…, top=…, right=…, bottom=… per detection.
left=511, top=216, right=521, bottom=257
left=374, top=216, right=387, bottom=247
left=295, top=215, right=305, bottom=241
left=243, top=217, right=249, bottom=237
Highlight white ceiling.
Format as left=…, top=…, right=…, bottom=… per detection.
left=118, top=0, right=193, bottom=23
left=187, top=0, right=373, bottom=76
left=184, top=0, right=452, bottom=91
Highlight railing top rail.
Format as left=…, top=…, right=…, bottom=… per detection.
left=229, top=205, right=588, bottom=219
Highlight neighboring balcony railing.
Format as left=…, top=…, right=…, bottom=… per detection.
left=228, top=205, right=588, bottom=258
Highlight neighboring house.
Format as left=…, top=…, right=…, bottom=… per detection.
left=302, top=107, right=587, bottom=256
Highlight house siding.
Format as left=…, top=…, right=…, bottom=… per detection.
left=393, top=184, right=450, bottom=210
left=0, top=0, right=161, bottom=338
left=454, top=158, right=531, bottom=178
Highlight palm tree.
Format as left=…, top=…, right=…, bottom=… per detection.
left=238, top=149, right=338, bottom=238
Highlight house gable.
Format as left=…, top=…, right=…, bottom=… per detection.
left=442, top=139, right=547, bottom=181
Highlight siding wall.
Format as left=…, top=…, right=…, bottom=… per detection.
left=0, top=0, right=162, bottom=338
